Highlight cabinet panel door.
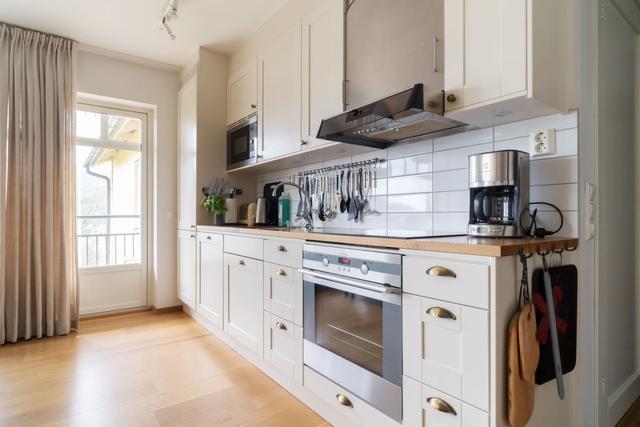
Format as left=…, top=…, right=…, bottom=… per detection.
left=178, top=77, right=197, bottom=230
left=301, top=0, right=344, bottom=148
left=178, top=230, right=197, bottom=309
left=463, top=0, right=501, bottom=106
left=263, top=264, right=303, bottom=326
left=499, top=0, right=527, bottom=96
left=263, top=312, right=303, bottom=383
left=224, top=253, right=264, bottom=356
left=227, top=58, right=258, bottom=126
left=259, top=21, right=302, bottom=160
left=197, top=233, right=223, bottom=328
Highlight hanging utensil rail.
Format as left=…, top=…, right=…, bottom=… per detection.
left=295, top=158, right=385, bottom=176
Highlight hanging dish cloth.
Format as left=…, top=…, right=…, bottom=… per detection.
left=509, top=252, right=540, bottom=427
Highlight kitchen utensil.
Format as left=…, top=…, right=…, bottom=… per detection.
left=339, top=170, right=347, bottom=213
left=348, top=170, right=357, bottom=221
left=296, top=176, right=303, bottom=217
left=335, top=171, right=342, bottom=212
left=539, top=253, right=564, bottom=399
left=255, top=198, right=266, bottom=224
left=247, top=202, right=257, bottom=227
left=508, top=252, right=538, bottom=427
left=225, top=198, right=238, bottom=224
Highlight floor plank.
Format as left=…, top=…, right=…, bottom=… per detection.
left=0, top=311, right=328, bottom=427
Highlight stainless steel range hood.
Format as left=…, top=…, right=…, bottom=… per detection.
left=317, top=0, right=469, bottom=148
left=316, top=84, right=466, bottom=149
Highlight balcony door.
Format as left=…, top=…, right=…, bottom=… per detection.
left=75, top=102, right=148, bottom=315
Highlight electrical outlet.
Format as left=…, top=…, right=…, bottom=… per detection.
left=529, top=129, right=556, bottom=156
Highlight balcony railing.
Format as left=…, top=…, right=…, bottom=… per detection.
left=76, top=215, right=141, bottom=268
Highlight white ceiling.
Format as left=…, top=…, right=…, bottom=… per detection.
left=0, top=0, right=287, bottom=66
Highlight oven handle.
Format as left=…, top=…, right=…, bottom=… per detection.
left=298, top=269, right=401, bottom=295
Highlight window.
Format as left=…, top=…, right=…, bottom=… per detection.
left=75, top=105, right=144, bottom=268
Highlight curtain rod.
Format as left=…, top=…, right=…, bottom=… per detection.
left=0, top=21, right=77, bottom=43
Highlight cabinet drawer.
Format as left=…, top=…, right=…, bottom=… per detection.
left=303, top=367, right=399, bottom=426
left=197, top=231, right=222, bottom=245
left=264, top=263, right=303, bottom=326
left=263, top=239, right=303, bottom=268
left=403, top=256, right=489, bottom=309
left=403, top=294, right=489, bottom=411
left=224, top=234, right=263, bottom=260
left=403, top=376, right=489, bottom=427
left=263, top=312, right=302, bottom=384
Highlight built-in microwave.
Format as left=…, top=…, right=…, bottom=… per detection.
left=227, top=114, right=258, bottom=170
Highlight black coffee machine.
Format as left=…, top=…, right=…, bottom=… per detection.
left=468, top=150, right=529, bottom=237
left=262, top=182, right=282, bottom=226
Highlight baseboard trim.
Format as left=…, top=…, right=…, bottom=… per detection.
left=151, top=304, right=183, bottom=314
left=609, top=371, right=640, bottom=426
left=80, top=306, right=150, bottom=320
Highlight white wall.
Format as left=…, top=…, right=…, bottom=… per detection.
left=77, top=50, right=180, bottom=309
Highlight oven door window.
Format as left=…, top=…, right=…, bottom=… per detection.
left=227, top=125, right=252, bottom=165
left=304, top=281, right=402, bottom=386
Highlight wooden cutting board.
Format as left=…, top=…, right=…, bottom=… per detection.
left=508, top=310, right=535, bottom=427
left=518, top=303, right=540, bottom=382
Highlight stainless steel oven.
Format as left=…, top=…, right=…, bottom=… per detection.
left=301, top=243, right=403, bottom=421
left=226, top=114, right=258, bottom=170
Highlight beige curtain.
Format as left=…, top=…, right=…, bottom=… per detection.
left=0, top=23, right=78, bottom=344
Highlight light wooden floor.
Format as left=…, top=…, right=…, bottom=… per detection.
left=0, top=311, right=329, bottom=427
left=619, top=396, right=640, bottom=427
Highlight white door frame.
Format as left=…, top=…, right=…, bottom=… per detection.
left=76, top=97, right=152, bottom=315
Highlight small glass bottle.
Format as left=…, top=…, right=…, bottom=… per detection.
left=278, top=193, right=290, bottom=227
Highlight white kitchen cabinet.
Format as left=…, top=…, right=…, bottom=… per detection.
left=300, top=0, right=344, bottom=149
left=197, top=232, right=224, bottom=329
left=177, top=76, right=197, bottom=231
left=263, top=312, right=303, bottom=384
left=444, top=0, right=568, bottom=125
left=178, top=229, right=197, bottom=309
left=403, top=293, right=489, bottom=412
left=263, top=263, right=303, bottom=326
left=227, top=58, right=258, bottom=126
left=258, top=21, right=302, bottom=160
left=224, top=253, right=264, bottom=356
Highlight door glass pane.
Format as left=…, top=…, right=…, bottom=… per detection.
left=76, top=108, right=142, bottom=268
left=314, top=285, right=383, bottom=376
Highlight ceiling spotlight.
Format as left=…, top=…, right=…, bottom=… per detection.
left=160, top=0, right=178, bottom=40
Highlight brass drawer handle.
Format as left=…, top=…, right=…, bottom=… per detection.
left=426, top=266, right=457, bottom=278
left=206, top=235, right=212, bottom=240
left=276, top=269, right=287, bottom=277
left=426, top=307, right=457, bottom=320
left=426, top=397, right=457, bottom=415
left=238, top=260, right=245, bottom=266
left=277, top=245, right=287, bottom=253
left=336, top=394, right=353, bottom=408
left=275, top=321, right=287, bottom=331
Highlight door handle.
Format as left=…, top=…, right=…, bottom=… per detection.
left=275, top=269, right=287, bottom=277
left=426, top=397, right=457, bottom=415
left=336, top=394, right=353, bottom=408
left=275, top=321, right=287, bottom=331
left=426, top=266, right=457, bottom=278
left=238, top=260, right=245, bottom=266
left=251, top=103, right=257, bottom=109
left=433, top=36, right=439, bottom=72
left=426, top=307, right=457, bottom=320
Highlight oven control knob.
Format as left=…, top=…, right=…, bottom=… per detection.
left=322, top=257, right=330, bottom=267
left=360, top=263, right=369, bottom=275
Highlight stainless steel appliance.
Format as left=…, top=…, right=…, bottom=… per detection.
left=468, top=150, right=530, bottom=237
left=301, top=243, right=403, bottom=421
left=316, top=0, right=469, bottom=148
left=226, top=114, right=258, bottom=170
left=255, top=197, right=266, bottom=225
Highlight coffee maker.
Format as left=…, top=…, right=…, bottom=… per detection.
left=468, top=150, right=529, bottom=237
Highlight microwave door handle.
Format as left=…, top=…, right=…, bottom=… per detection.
left=298, top=269, right=400, bottom=294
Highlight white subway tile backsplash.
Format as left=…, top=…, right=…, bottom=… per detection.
left=257, top=112, right=579, bottom=237
left=433, top=190, right=469, bottom=212
left=434, top=127, right=493, bottom=151
left=387, top=174, right=432, bottom=194
left=433, top=169, right=468, bottom=192
left=434, top=142, right=493, bottom=171
left=388, top=154, right=433, bottom=177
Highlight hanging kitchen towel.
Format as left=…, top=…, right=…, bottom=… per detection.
left=531, top=265, right=578, bottom=385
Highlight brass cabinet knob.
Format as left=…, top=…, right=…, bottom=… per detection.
left=277, top=245, right=287, bottom=253
left=426, top=266, right=457, bottom=278
left=426, top=397, right=457, bottom=415
left=275, top=321, right=287, bottom=331
left=238, top=260, right=245, bottom=266
left=276, top=269, right=287, bottom=277
left=446, top=93, right=457, bottom=103
left=206, top=235, right=212, bottom=240
left=251, top=103, right=257, bottom=109
left=300, top=139, right=308, bottom=146
left=336, top=394, right=353, bottom=408
left=426, top=307, right=457, bottom=320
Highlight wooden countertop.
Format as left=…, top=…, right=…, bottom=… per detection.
left=197, top=225, right=578, bottom=257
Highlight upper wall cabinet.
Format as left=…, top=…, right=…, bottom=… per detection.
left=300, top=0, right=344, bottom=150
left=258, top=21, right=302, bottom=161
left=444, top=0, right=569, bottom=125
left=226, top=58, right=258, bottom=126
left=178, top=76, right=197, bottom=231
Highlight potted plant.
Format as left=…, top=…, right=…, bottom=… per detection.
left=202, top=195, right=226, bottom=225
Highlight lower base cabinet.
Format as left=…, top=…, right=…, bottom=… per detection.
left=224, top=253, right=264, bottom=356
left=178, top=230, right=197, bottom=309
left=197, top=232, right=224, bottom=329
left=263, top=311, right=303, bottom=384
